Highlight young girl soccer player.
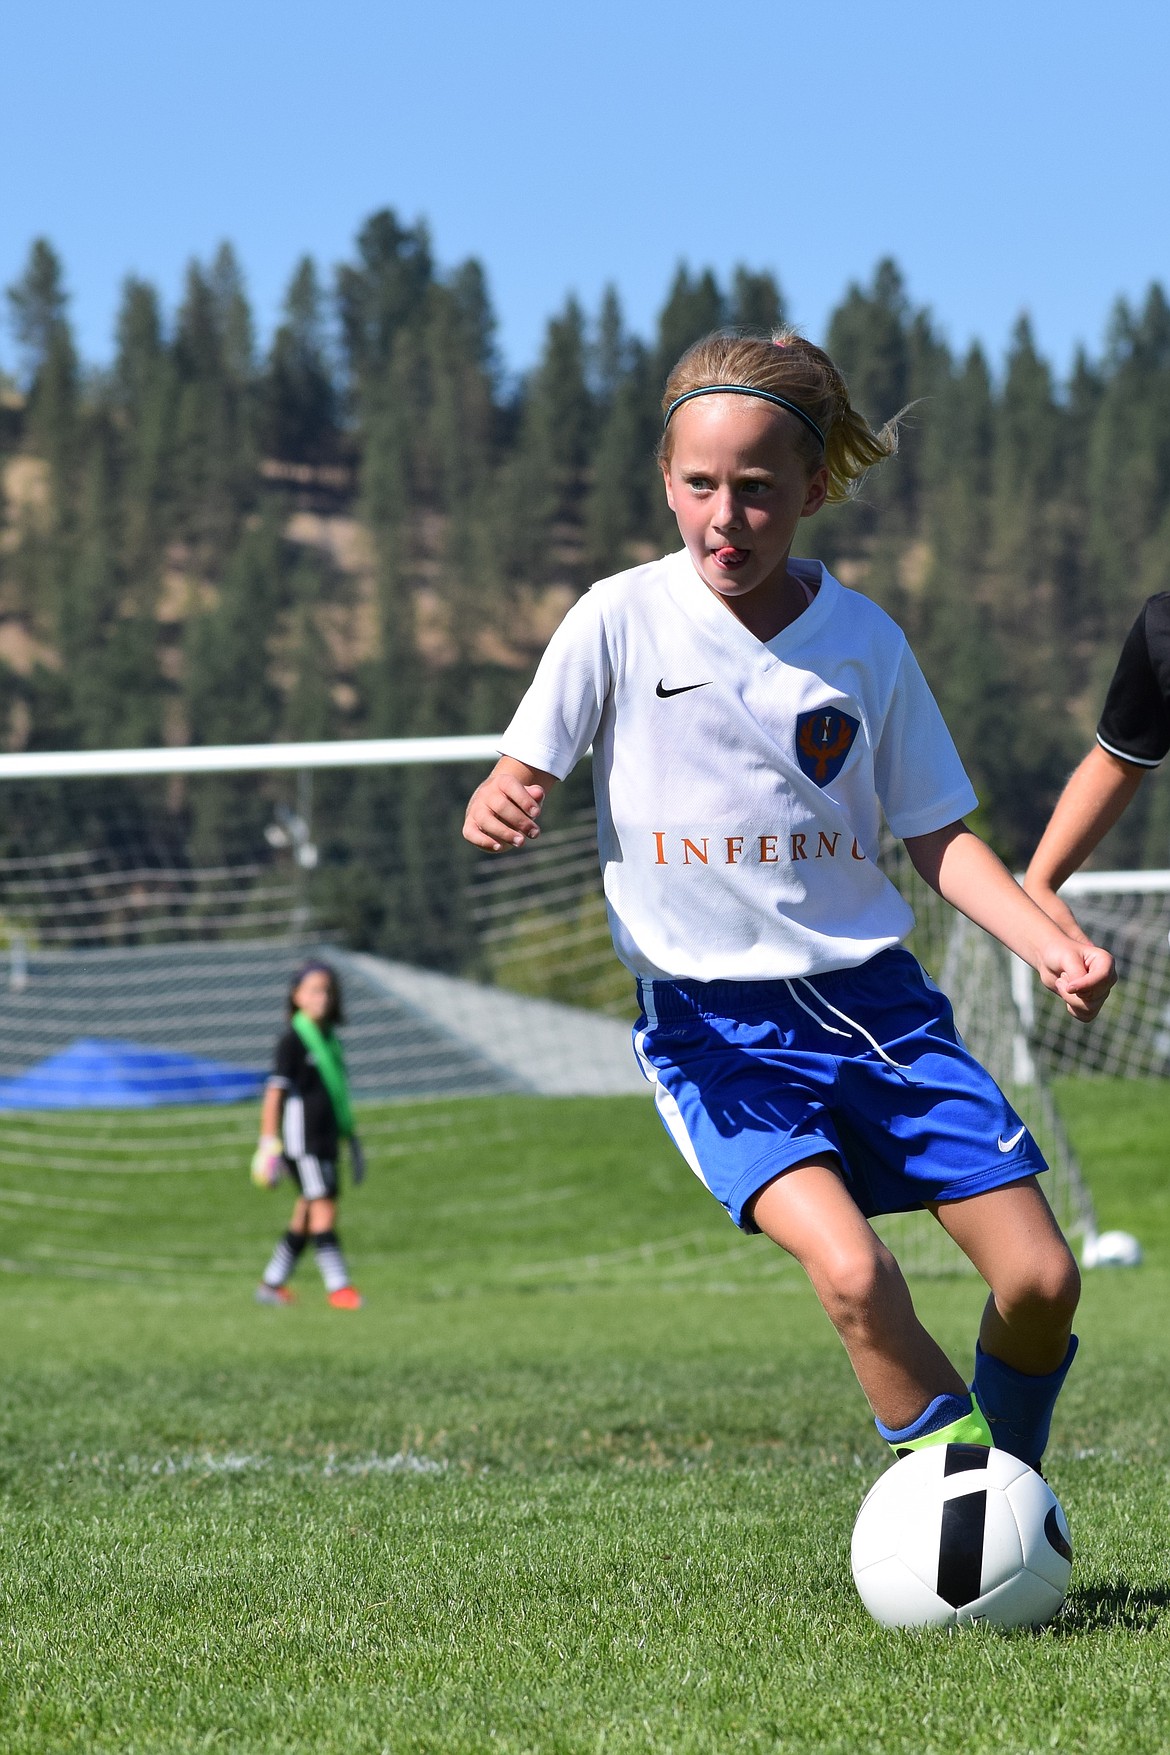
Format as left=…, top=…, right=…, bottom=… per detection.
left=463, top=330, right=1116, bottom=1471
left=253, top=959, right=365, bottom=1310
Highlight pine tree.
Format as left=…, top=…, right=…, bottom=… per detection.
left=495, top=297, right=593, bottom=590
left=583, top=339, right=658, bottom=578
left=262, top=257, right=338, bottom=463
left=592, top=284, right=628, bottom=409
left=6, top=239, right=70, bottom=381
left=284, top=553, right=336, bottom=742
left=183, top=517, right=286, bottom=862
left=423, top=274, right=501, bottom=654
left=446, top=257, right=498, bottom=380
left=112, top=276, right=175, bottom=596
left=1088, top=285, right=1170, bottom=643
left=66, top=417, right=122, bottom=709
left=653, top=265, right=725, bottom=389
left=825, top=259, right=912, bottom=532
left=172, top=249, right=256, bottom=566
left=425, top=276, right=495, bottom=514
left=6, top=239, right=80, bottom=514
left=336, top=209, right=433, bottom=405
left=185, top=516, right=283, bottom=747
left=728, top=267, right=784, bottom=334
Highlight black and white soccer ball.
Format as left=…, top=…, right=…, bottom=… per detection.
left=851, top=1444, right=1072, bottom=1628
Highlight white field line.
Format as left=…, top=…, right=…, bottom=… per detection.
left=505, top=1229, right=766, bottom=1280
left=0, top=1255, right=154, bottom=1284
left=0, top=1110, right=500, bottom=1136
left=0, top=1185, right=122, bottom=1212
left=49, top=1449, right=448, bottom=1478
left=0, top=1129, right=519, bottom=1173
left=21, top=1244, right=258, bottom=1273
left=431, top=1185, right=576, bottom=1219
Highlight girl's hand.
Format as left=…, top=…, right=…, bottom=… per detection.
left=251, top=1136, right=285, bottom=1189
left=463, top=759, right=555, bottom=852
left=1037, top=938, right=1117, bottom=1023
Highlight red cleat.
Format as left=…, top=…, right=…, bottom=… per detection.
left=327, top=1286, right=364, bottom=1310
left=255, top=1284, right=296, bottom=1306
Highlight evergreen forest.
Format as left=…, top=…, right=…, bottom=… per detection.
left=3, top=213, right=1170, bottom=969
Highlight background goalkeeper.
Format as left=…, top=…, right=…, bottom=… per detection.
left=252, top=959, right=365, bottom=1310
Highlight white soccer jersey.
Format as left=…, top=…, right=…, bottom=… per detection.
left=499, top=548, right=978, bottom=982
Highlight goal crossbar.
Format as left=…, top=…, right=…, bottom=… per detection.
left=0, top=735, right=504, bottom=781
left=1059, top=869, right=1170, bottom=896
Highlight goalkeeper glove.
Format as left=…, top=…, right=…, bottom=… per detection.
left=250, top=1135, right=285, bottom=1189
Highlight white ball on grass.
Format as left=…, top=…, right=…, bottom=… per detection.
left=1082, top=1229, right=1143, bottom=1268
left=851, top=1444, right=1072, bottom=1629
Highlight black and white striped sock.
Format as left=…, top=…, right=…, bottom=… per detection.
left=263, top=1229, right=308, bottom=1288
left=312, top=1230, right=350, bottom=1293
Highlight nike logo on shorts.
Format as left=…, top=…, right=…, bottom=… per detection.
left=997, top=1125, right=1026, bottom=1153
left=656, top=679, right=712, bottom=698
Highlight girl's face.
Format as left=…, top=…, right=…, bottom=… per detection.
left=661, top=396, right=828, bottom=615
left=293, top=969, right=333, bottom=1023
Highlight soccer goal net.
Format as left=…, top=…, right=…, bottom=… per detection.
left=0, top=734, right=1149, bottom=1275
left=1023, top=870, right=1170, bottom=1080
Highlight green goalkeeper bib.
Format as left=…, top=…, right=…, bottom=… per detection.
left=291, top=1010, right=354, bottom=1138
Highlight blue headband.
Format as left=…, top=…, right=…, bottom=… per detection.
left=663, top=384, right=826, bottom=449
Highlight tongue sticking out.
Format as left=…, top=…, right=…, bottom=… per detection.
left=714, top=546, right=749, bottom=567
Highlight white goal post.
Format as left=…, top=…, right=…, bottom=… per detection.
left=0, top=735, right=503, bottom=781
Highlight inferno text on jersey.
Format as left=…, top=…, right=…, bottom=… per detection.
left=651, top=830, right=868, bottom=865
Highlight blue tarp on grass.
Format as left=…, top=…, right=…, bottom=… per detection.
left=0, top=1039, right=267, bottom=1109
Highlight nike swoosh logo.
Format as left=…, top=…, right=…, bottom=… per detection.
left=656, top=679, right=712, bottom=698
left=997, top=1126, right=1026, bottom=1153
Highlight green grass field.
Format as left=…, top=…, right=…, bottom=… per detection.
left=1, top=1082, right=1168, bottom=1753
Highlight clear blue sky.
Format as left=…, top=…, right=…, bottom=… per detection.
left=3, top=0, right=1168, bottom=385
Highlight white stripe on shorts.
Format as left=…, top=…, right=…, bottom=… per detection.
left=632, top=1027, right=710, bottom=1192
left=298, top=1153, right=327, bottom=1200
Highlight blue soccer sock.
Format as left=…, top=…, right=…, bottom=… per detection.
left=971, top=1335, right=1079, bottom=1471
left=875, top=1390, right=993, bottom=1456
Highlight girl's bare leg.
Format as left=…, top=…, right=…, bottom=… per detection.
left=928, top=1178, right=1079, bottom=1373
left=306, top=1197, right=336, bottom=1234
left=748, top=1158, right=967, bottom=1430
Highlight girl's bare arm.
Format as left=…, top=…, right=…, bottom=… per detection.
left=260, top=1084, right=284, bottom=1139
left=1022, top=746, right=1146, bottom=942
left=904, top=821, right=1116, bottom=1022
left=463, top=757, right=558, bottom=852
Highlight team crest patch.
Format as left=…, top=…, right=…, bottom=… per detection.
left=795, top=708, right=860, bottom=786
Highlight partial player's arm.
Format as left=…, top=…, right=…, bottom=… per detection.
left=1027, top=595, right=1170, bottom=937
left=463, top=757, right=559, bottom=852
left=1022, top=747, right=1145, bottom=942
left=260, top=1081, right=284, bottom=1139
left=905, top=821, right=1116, bottom=1022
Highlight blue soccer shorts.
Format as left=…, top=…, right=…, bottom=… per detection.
left=632, top=947, right=1046, bottom=1231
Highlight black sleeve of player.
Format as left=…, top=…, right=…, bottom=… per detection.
left=1096, top=595, right=1170, bottom=768
left=272, top=1029, right=304, bottom=1083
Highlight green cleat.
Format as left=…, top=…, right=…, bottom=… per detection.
left=888, top=1394, right=993, bottom=1459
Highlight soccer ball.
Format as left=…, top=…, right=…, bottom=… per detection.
left=851, top=1444, right=1072, bottom=1628
left=1082, top=1228, right=1142, bottom=1268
